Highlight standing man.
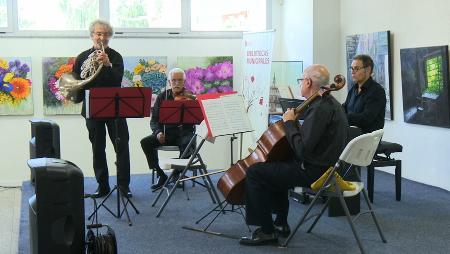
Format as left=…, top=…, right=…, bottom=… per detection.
left=343, top=54, right=386, bottom=133
left=239, top=64, right=349, bottom=246
left=73, top=19, right=132, bottom=198
left=141, top=68, right=195, bottom=191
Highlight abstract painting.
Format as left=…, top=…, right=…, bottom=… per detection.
left=42, top=57, right=82, bottom=115
left=400, top=45, right=449, bottom=128
left=177, top=56, right=233, bottom=95
left=346, top=30, right=393, bottom=120
left=0, top=57, right=33, bottom=115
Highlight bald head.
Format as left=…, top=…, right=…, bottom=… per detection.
left=304, top=64, right=330, bottom=90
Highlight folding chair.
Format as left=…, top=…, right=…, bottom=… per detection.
left=282, top=129, right=387, bottom=253
left=151, top=130, right=222, bottom=218
left=151, top=146, right=181, bottom=184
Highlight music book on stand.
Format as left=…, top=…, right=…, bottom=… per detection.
left=197, top=93, right=253, bottom=138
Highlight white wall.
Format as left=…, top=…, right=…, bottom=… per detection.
left=0, top=37, right=242, bottom=185
left=340, top=0, right=450, bottom=190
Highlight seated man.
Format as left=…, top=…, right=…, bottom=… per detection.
left=343, top=54, right=386, bottom=134
left=239, top=64, right=349, bottom=246
left=140, top=68, right=195, bottom=191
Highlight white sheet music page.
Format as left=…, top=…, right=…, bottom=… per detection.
left=200, top=94, right=252, bottom=137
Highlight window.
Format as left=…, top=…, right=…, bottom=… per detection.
left=190, top=0, right=266, bottom=31
left=17, top=0, right=99, bottom=30
left=109, top=0, right=181, bottom=29
left=2, top=0, right=269, bottom=36
left=0, top=0, right=7, bottom=27
left=425, top=56, right=443, bottom=95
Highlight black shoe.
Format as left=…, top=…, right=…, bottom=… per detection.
left=151, top=174, right=168, bottom=191
left=92, top=185, right=110, bottom=198
left=120, top=186, right=132, bottom=198
left=274, top=224, right=291, bottom=238
left=239, top=228, right=278, bottom=246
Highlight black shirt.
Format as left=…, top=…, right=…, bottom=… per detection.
left=343, top=77, right=386, bottom=133
left=150, top=89, right=195, bottom=136
left=73, top=47, right=124, bottom=117
left=284, top=94, right=349, bottom=180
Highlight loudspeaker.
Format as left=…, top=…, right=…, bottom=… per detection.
left=28, top=158, right=85, bottom=254
left=29, top=119, right=60, bottom=184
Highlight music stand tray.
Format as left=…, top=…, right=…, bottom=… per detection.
left=87, top=87, right=152, bottom=226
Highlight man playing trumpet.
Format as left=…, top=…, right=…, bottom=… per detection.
left=72, top=19, right=131, bottom=198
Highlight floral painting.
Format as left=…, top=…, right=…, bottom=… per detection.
left=43, top=57, right=82, bottom=115
left=0, top=57, right=33, bottom=115
left=177, top=56, right=233, bottom=95
left=122, top=56, right=167, bottom=106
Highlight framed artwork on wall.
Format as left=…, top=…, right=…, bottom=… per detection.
left=177, top=56, right=233, bottom=95
left=346, top=30, right=393, bottom=120
left=122, top=56, right=167, bottom=106
left=0, top=57, right=33, bottom=115
left=400, top=45, right=450, bottom=128
left=42, top=57, right=82, bottom=115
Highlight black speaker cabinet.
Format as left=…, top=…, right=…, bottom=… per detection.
left=29, top=119, right=61, bottom=184
left=28, top=158, right=85, bottom=254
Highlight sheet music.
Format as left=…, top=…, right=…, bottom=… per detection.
left=200, top=95, right=253, bottom=137
left=277, top=86, right=293, bottom=99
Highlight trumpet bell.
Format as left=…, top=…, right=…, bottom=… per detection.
left=58, top=72, right=86, bottom=103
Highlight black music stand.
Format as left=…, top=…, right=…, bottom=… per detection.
left=87, top=87, right=152, bottom=226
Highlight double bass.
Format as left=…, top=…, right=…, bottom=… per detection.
left=217, top=75, right=346, bottom=205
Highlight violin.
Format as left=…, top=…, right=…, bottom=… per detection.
left=174, top=90, right=196, bottom=101
left=216, top=75, right=346, bottom=205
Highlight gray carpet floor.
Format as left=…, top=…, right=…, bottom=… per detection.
left=19, top=170, right=450, bottom=254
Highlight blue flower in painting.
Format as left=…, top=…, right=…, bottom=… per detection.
left=1, top=83, right=14, bottom=92
left=141, top=71, right=167, bottom=93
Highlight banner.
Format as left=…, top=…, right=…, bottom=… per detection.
left=241, top=30, right=275, bottom=141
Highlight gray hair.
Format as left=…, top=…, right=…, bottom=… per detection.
left=304, top=64, right=330, bottom=88
left=168, top=67, right=186, bottom=80
left=89, top=19, right=114, bottom=37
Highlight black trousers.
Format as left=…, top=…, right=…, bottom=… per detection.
left=140, top=129, right=194, bottom=177
left=85, top=118, right=130, bottom=188
left=245, top=161, right=319, bottom=233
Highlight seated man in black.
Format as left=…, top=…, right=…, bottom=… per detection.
left=343, top=54, right=386, bottom=134
left=140, top=68, right=195, bottom=191
left=239, top=64, right=349, bottom=246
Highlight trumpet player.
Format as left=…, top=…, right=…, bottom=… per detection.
left=72, top=19, right=131, bottom=198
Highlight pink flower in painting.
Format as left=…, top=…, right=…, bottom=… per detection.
left=187, top=79, right=205, bottom=94
left=218, top=85, right=233, bottom=93
left=215, top=61, right=233, bottom=80
left=186, top=67, right=204, bottom=80
left=203, top=64, right=219, bottom=82
left=208, top=87, right=218, bottom=93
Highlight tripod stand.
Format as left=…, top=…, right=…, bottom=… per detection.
left=86, top=87, right=152, bottom=226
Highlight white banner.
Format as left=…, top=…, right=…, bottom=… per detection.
left=241, top=30, right=275, bottom=142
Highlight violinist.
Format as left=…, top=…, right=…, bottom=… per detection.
left=140, top=68, right=196, bottom=191
left=239, top=64, right=349, bottom=246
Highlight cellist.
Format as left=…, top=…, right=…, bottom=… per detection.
left=140, top=68, right=196, bottom=191
left=239, top=64, right=349, bottom=246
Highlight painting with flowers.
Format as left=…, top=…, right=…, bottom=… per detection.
left=42, top=57, right=82, bottom=115
left=0, top=57, right=33, bottom=115
left=177, top=56, right=233, bottom=95
left=122, top=56, right=167, bottom=106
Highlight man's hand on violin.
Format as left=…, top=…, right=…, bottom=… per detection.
left=157, top=132, right=166, bottom=144
left=283, top=108, right=296, bottom=122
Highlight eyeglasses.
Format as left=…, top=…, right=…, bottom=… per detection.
left=171, top=78, right=184, bottom=83
left=93, top=32, right=111, bottom=37
left=297, top=77, right=310, bottom=85
left=349, top=66, right=367, bottom=72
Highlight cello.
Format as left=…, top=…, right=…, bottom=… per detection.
left=217, top=75, right=346, bottom=205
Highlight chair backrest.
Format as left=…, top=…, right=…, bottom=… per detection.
left=339, top=129, right=384, bottom=167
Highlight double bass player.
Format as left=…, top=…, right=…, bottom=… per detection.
left=239, top=64, right=349, bottom=246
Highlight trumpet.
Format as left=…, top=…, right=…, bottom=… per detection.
left=58, top=42, right=105, bottom=103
